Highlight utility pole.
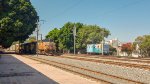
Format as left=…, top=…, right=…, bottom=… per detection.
left=39, top=34, right=42, bottom=41
left=36, top=19, right=45, bottom=56
left=36, top=20, right=39, bottom=56
left=102, top=40, right=104, bottom=56
left=73, top=25, right=76, bottom=55
left=38, top=20, right=45, bottom=41
left=101, top=29, right=104, bottom=56
left=116, top=38, right=119, bottom=56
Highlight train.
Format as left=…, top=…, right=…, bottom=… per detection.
left=8, top=40, right=56, bottom=55
left=87, top=44, right=110, bottom=54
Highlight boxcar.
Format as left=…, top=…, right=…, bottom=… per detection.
left=20, top=42, right=36, bottom=54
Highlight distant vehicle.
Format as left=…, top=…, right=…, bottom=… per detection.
left=87, top=44, right=109, bottom=55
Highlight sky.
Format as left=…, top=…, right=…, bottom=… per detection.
left=30, top=0, right=150, bottom=42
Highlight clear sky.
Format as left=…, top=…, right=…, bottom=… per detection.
left=30, top=0, right=150, bottom=42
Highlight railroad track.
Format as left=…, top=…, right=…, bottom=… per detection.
left=59, top=55, right=150, bottom=70
left=62, top=55, right=150, bottom=63
left=62, top=54, right=150, bottom=63
left=22, top=55, right=143, bottom=84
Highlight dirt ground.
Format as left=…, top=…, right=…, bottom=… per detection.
left=0, top=54, right=99, bottom=84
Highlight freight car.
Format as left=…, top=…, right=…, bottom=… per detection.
left=8, top=44, right=20, bottom=53
left=20, top=42, right=36, bottom=54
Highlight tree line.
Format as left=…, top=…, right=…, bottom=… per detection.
left=46, top=22, right=110, bottom=53
left=121, top=35, right=150, bottom=57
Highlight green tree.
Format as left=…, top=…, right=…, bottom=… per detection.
left=46, top=22, right=110, bottom=54
left=0, top=0, right=38, bottom=48
left=0, top=0, right=2, bottom=14
left=58, top=22, right=83, bottom=53
left=132, top=36, right=143, bottom=56
left=46, top=22, right=83, bottom=53
left=46, top=28, right=60, bottom=52
left=76, top=25, right=110, bottom=53
left=109, top=45, right=117, bottom=55
left=134, top=35, right=150, bottom=57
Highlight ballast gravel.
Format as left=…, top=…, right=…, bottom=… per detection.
left=34, top=55, right=150, bottom=84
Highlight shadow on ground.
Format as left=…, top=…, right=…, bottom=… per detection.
left=0, top=54, right=58, bottom=84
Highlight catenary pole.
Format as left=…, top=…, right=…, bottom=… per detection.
left=36, top=20, right=39, bottom=56
left=73, top=25, right=76, bottom=55
left=36, top=19, right=45, bottom=56
left=102, top=29, right=104, bottom=56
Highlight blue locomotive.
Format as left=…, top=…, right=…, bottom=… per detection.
left=87, top=44, right=109, bottom=54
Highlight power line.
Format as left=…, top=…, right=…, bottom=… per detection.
left=95, top=0, right=145, bottom=19
left=50, top=0, right=84, bottom=20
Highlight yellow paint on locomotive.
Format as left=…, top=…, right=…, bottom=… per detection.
left=38, top=42, right=56, bottom=54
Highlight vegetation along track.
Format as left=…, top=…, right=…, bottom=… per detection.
left=59, top=56, right=150, bottom=70
left=23, top=55, right=143, bottom=84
